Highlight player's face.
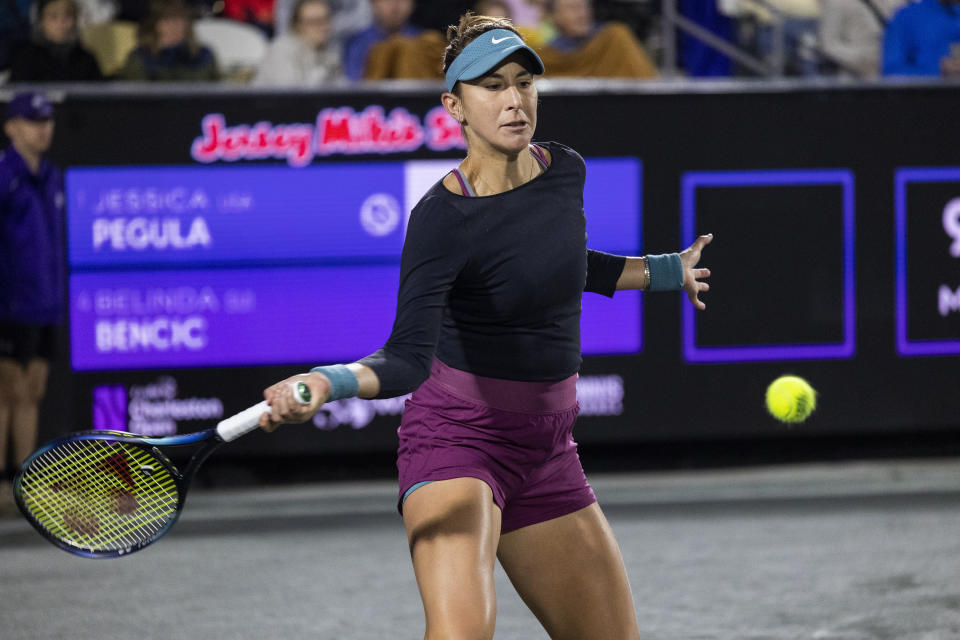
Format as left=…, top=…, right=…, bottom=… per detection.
left=4, top=118, right=55, bottom=156
left=458, top=56, right=538, bottom=156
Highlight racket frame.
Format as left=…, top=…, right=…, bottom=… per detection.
left=14, top=428, right=225, bottom=558
left=14, top=382, right=310, bottom=558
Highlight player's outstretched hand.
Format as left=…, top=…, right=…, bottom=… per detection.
left=680, top=233, right=712, bottom=310
left=259, top=372, right=330, bottom=432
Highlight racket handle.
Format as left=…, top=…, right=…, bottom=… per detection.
left=216, top=382, right=312, bottom=442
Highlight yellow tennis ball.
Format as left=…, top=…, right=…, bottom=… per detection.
left=765, top=375, right=817, bottom=424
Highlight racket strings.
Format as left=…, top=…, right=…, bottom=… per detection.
left=24, top=441, right=177, bottom=551
left=23, top=443, right=158, bottom=550
left=18, top=439, right=180, bottom=553
left=39, top=441, right=177, bottom=545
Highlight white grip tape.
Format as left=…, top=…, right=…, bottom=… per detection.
left=216, top=400, right=269, bottom=442
left=215, top=382, right=310, bottom=443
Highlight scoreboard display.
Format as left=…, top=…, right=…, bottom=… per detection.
left=10, top=82, right=958, bottom=457
left=65, top=158, right=642, bottom=371
left=896, top=168, right=960, bottom=356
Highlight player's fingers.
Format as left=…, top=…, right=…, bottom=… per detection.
left=271, top=391, right=290, bottom=422
left=277, top=386, right=312, bottom=422
left=258, top=410, right=278, bottom=432
left=262, top=377, right=316, bottom=428
left=687, top=282, right=707, bottom=309
left=695, top=267, right=711, bottom=279
left=261, top=385, right=280, bottom=426
left=695, top=233, right=713, bottom=248
left=279, top=394, right=309, bottom=422
left=264, top=382, right=283, bottom=403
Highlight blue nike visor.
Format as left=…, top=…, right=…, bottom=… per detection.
left=445, top=28, right=545, bottom=92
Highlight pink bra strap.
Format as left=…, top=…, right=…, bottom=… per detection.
left=530, top=144, right=550, bottom=170
left=450, top=168, right=477, bottom=197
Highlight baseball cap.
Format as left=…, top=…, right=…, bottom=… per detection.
left=445, top=28, right=545, bottom=93
left=5, top=92, right=55, bottom=122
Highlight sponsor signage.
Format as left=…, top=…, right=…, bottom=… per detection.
left=190, top=106, right=466, bottom=167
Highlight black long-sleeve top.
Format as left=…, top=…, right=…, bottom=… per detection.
left=359, top=142, right=626, bottom=397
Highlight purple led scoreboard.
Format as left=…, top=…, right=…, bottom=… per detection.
left=66, top=159, right=642, bottom=371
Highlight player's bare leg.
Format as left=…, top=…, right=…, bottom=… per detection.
left=497, top=502, right=641, bottom=640
left=10, top=358, right=47, bottom=466
left=403, top=477, right=501, bottom=640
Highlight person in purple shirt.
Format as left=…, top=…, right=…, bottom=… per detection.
left=883, top=0, right=960, bottom=76
left=342, top=0, right=421, bottom=80
left=0, top=92, right=65, bottom=516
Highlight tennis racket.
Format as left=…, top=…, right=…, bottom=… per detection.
left=13, top=381, right=311, bottom=558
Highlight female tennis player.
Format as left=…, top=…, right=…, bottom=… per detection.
left=260, top=12, right=711, bottom=639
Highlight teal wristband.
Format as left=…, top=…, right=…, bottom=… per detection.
left=646, top=253, right=684, bottom=292
left=310, top=364, right=359, bottom=401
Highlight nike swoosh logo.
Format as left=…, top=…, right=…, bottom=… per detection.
left=491, top=35, right=519, bottom=44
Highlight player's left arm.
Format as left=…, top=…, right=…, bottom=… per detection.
left=614, top=234, right=713, bottom=309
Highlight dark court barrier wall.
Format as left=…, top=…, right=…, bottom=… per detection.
left=4, top=79, right=958, bottom=463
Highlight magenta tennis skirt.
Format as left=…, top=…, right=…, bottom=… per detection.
left=397, top=359, right=596, bottom=534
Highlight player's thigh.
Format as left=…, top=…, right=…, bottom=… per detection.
left=497, top=502, right=640, bottom=640
left=403, top=477, right=502, bottom=637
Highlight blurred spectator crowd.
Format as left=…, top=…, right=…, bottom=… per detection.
left=1, top=0, right=959, bottom=85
